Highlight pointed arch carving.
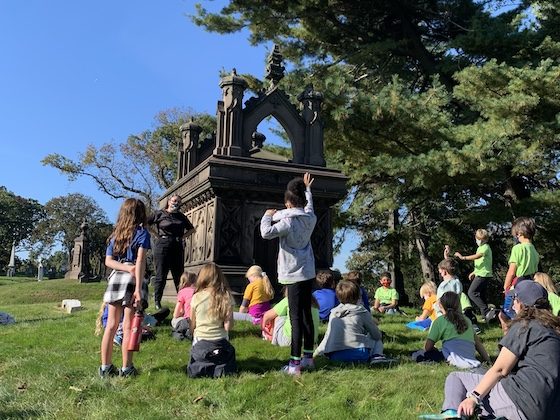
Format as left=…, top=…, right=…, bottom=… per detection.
left=242, top=89, right=306, bottom=163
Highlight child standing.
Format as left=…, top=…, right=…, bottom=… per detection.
left=499, top=217, right=540, bottom=331
left=313, top=270, right=339, bottom=322
left=454, top=229, right=493, bottom=319
left=100, top=198, right=150, bottom=378
left=261, top=172, right=316, bottom=375
left=346, top=271, right=371, bottom=312
left=314, top=280, right=384, bottom=362
left=234, top=265, right=274, bottom=325
left=412, top=292, right=490, bottom=368
left=373, top=272, right=399, bottom=314
left=534, top=272, right=560, bottom=316
left=406, top=281, right=438, bottom=331
left=187, top=263, right=236, bottom=378
left=171, top=271, right=197, bottom=340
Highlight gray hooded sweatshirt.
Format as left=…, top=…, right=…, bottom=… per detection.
left=314, top=303, right=383, bottom=357
left=260, top=188, right=316, bottom=284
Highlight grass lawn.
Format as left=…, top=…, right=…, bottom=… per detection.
left=0, top=277, right=503, bottom=419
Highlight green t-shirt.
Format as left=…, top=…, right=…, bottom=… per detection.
left=509, top=243, right=539, bottom=277
left=428, top=315, right=475, bottom=344
left=548, top=292, right=560, bottom=316
left=473, top=243, right=492, bottom=277
left=273, top=297, right=320, bottom=343
left=374, top=287, right=399, bottom=304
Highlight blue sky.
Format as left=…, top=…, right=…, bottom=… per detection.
left=0, top=0, right=356, bottom=270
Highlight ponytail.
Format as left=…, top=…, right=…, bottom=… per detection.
left=261, top=272, right=275, bottom=300
left=440, top=292, right=468, bottom=334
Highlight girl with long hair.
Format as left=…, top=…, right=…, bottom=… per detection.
left=99, top=198, right=150, bottom=378
left=234, top=265, right=275, bottom=325
left=412, top=291, right=490, bottom=368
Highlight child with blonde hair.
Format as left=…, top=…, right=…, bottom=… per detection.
left=233, top=265, right=274, bottom=325
left=100, top=198, right=150, bottom=378
left=534, top=272, right=560, bottom=316
left=187, top=263, right=236, bottom=378
left=406, top=281, right=437, bottom=331
left=171, top=271, right=197, bottom=340
left=454, top=228, right=493, bottom=320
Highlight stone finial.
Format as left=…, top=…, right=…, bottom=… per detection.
left=265, top=45, right=285, bottom=89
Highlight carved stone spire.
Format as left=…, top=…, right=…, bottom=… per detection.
left=265, top=45, right=285, bottom=89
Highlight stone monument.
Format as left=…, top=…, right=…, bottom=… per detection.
left=37, top=258, right=44, bottom=281
left=7, top=241, right=16, bottom=277
left=65, top=221, right=96, bottom=282
left=160, top=46, right=348, bottom=295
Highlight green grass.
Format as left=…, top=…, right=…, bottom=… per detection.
left=0, top=277, right=503, bottom=419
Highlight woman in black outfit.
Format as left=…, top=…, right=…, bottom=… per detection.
left=148, top=194, right=195, bottom=309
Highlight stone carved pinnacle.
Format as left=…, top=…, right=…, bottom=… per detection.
left=265, top=45, right=285, bottom=89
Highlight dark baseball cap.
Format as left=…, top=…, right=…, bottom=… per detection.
left=513, top=280, right=548, bottom=307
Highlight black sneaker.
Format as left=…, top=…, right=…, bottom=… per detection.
left=98, top=364, right=118, bottom=378
left=119, top=365, right=138, bottom=378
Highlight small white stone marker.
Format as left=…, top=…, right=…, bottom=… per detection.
left=61, top=299, right=82, bottom=313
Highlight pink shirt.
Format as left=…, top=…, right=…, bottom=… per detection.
left=177, top=286, right=195, bottom=319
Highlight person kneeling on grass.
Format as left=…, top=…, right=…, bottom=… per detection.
left=314, top=280, right=384, bottom=363
left=436, top=281, right=560, bottom=420
left=412, top=291, right=490, bottom=369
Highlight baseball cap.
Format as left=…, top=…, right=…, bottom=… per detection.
left=513, top=280, right=548, bottom=307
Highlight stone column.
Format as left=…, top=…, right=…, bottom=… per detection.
left=7, top=241, right=15, bottom=277
left=215, top=69, right=247, bottom=157
left=298, top=84, right=326, bottom=166
left=180, top=120, right=202, bottom=174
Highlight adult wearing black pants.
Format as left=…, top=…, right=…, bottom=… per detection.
left=454, top=229, right=493, bottom=320
left=261, top=172, right=316, bottom=376
left=148, top=194, right=194, bottom=310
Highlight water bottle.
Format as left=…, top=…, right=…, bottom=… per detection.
left=127, top=310, right=144, bottom=352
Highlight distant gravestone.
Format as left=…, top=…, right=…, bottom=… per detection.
left=65, top=221, right=98, bottom=282
left=61, top=299, right=82, bottom=314
left=7, top=241, right=16, bottom=277
left=37, top=259, right=44, bottom=281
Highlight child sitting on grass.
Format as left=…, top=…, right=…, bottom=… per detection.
left=346, top=271, right=371, bottom=312
left=534, top=272, right=560, bottom=316
left=261, top=288, right=320, bottom=348
left=314, top=280, right=384, bottom=363
left=373, top=272, right=399, bottom=314
left=187, top=263, right=236, bottom=378
left=312, top=269, right=338, bottom=322
left=233, top=265, right=274, bottom=325
left=171, top=271, right=197, bottom=340
left=406, top=281, right=437, bottom=331
left=412, top=292, right=490, bottom=369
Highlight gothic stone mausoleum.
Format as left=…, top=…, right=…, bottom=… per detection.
left=160, top=47, right=347, bottom=293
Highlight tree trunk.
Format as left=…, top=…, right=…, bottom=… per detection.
left=411, top=210, right=435, bottom=283
left=388, top=209, right=408, bottom=304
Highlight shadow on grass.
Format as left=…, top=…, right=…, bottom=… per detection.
left=0, top=409, right=44, bottom=419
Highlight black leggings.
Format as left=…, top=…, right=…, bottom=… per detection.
left=287, top=279, right=315, bottom=358
left=153, top=238, right=184, bottom=304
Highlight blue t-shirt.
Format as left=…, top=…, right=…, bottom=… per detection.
left=106, top=226, right=151, bottom=262
left=313, top=289, right=339, bottom=320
